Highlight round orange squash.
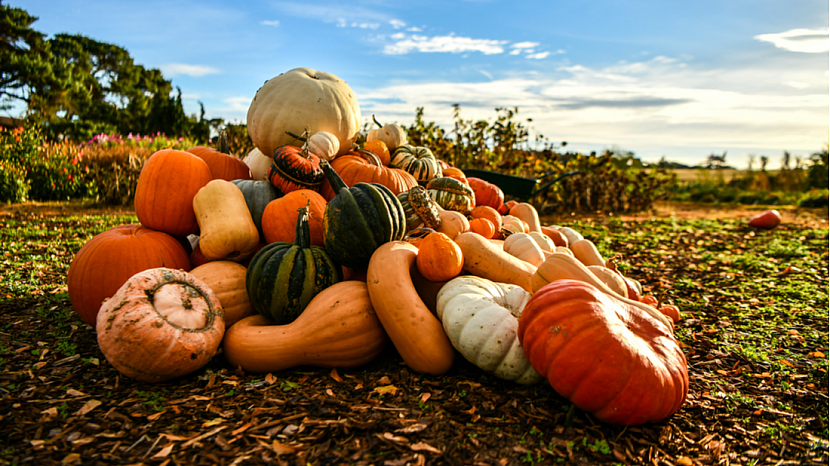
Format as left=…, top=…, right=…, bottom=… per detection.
left=260, top=189, right=327, bottom=246
left=186, top=145, right=252, bottom=181
left=318, top=151, right=418, bottom=201
left=416, top=232, right=464, bottom=282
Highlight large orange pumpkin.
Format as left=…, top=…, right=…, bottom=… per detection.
left=260, top=189, right=327, bottom=246
left=318, top=150, right=418, bottom=201
left=67, top=224, right=192, bottom=327
left=186, top=144, right=252, bottom=182
left=134, top=149, right=213, bottom=237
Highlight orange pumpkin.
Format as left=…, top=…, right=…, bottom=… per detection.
left=416, top=232, right=464, bottom=282
left=441, top=166, right=468, bottom=184
left=261, top=189, right=327, bottom=246
left=267, top=145, right=325, bottom=194
left=186, top=146, right=252, bottom=181
left=318, top=150, right=418, bottom=201
left=467, top=177, right=504, bottom=211
left=469, top=218, right=496, bottom=239
left=67, top=224, right=192, bottom=327
left=134, top=149, right=213, bottom=237
left=190, top=261, right=256, bottom=327
left=470, top=205, right=502, bottom=231
left=363, top=140, right=391, bottom=166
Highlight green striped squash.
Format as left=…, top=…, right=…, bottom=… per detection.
left=321, top=160, right=407, bottom=268
left=389, top=144, right=442, bottom=185
left=426, top=176, right=475, bottom=215
left=246, top=206, right=341, bottom=324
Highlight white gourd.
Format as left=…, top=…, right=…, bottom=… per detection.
left=306, top=131, right=340, bottom=161
left=436, top=276, right=543, bottom=385
left=243, top=148, right=272, bottom=182
left=587, top=265, right=629, bottom=298
left=503, top=232, right=546, bottom=267
left=527, top=231, right=556, bottom=253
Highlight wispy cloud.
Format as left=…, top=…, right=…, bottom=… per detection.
left=160, top=64, right=221, bottom=77
left=384, top=34, right=508, bottom=55
left=261, top=20, right=280, bottom=27
left=755, top=28, right=829, bottom=53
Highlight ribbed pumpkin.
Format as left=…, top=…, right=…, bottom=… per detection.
left=321, top=160, right=407, bottom=268
left=230, top=180, right=282, bottom=238
left=518, top=279, right=689, bottom=425
left=96, top=268, right=225, bottom=383
left=467, top=177, right=505, bottom=211
left=260, top=189, right=326, bottom=247
left=246, top=206, right=342, bottom=324
left=397, top=185, right=443, bottom=232
left=134, top=149, right=213, bottom=237
left=426, top=176, right=475, bottom=215
left=67, top=224, right=192, bottom=327
left=267, top=144, right=325, bottom=194
left=318, top=150, right=418, bottom=201
left=186, top=133, right=252, bottom=181
left=390, top=144, right=442, bottom=185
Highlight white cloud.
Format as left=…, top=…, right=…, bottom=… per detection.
left=261, top=20, right=280, bottom=27
left=526, top=51, right=550, bottom=59
left=755, top=28, right=829, bottom=53
left=390, top=19, right=406, bottom=29
left=509, top=49, right=522, bottom=55
left=511, top=42, right=540, bottom=49
left=159, top=63, right=221, bottom=77
left=384, top=34, right=507, bottom=55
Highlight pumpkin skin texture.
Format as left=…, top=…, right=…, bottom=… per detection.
left=518, top=279, right=689, bottom=425
left=318, top=152, right=418, bottom=201
left=397, top=185, right=443, bottom=232
left=246, top=207, right=342, bottom=324
left=267, top=145, right=325, bottom=194
left=503, top=232, right=546, bottom=267
left=367, top=241, right=455, bottom=375
left=508, top=203, right=541, bottom=233
left=67, top=224, right=191, bottom=327
left=193, top=180, right=261, bottom=262
left=363, top=140, right=391, bottom=166
left=190, top=261, right=255, bottom=328
left=416, top=232, right=464, bottom=282
left=436, top=276, right=542, bottom=385
left=186, top=146, right=252, bottom=181
left=260, top=189, right=326, bottom=247
left=243, top=148, right=272, bottom=182
left=230, top=180, right=283, bottom=238
left=247, top=68, right=361, bottom=158
left=321, top=161, right=407, bottom=268
left=468, top=218, right=496, bottom=239
left=96, top=268, right=225, bottom=383
left=306, top=131, right=340, bottom=162
left=435, top=208, right=470, bottom=240
left=467, top=177, right=504, bottom=211
left=390, top=145, right=442, bottom=185
left=223, top=281, right=387, bottom=373
left=134, top=149, right=213, bottom=237
left=454, top=232, right=536, bottom=292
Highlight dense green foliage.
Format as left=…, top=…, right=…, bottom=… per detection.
left=0, top=3, right=220, bottom=141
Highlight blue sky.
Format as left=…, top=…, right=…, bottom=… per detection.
left=10, top=0, right=830, bottom=168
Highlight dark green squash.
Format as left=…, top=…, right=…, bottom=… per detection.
left=230, top=179, right=282, bottom=237
left=389, top=144, right=442, bottom=185
left=321, top=160, right=407, bottom=268
left=246, top=206, right=341, bottom=324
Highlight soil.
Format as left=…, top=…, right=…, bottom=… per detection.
left=0, top=200, right=827, bottom=465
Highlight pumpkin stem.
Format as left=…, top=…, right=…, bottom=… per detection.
left=295, top=204, right=311, bottom=249
left=403, top=227, right=436, bottom=245
left=286, top=130, right=312, bottom=158
left=372, top=114, right=383, bottom=129
left=605, top=254, right=622, bottom=271
left=320, top=160, right=349, bottom=194
left=216, top=129, right=230, bottom=154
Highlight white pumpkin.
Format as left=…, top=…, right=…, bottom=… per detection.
left=503, top=232, right=546, bottom=267
left=305, top=131, right=340, bottom=162
left=587, top=265, right=629, bottom=298
left=243, top=147, right=272, bottom=182
left=527, top=231, right=556, bottom=253
left=246, top=68, right=361, bottom=158
left=436, top=276, right=543, bottom=385
left=367, top=115, right=407, bottom=151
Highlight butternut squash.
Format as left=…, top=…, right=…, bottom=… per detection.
left=193, top=179, right=260, bottom=262
left=454, top=232, right=536, bottom=292
left=222, top=281, right=387, bottom=373
left=190, top=261, right=255, bottom=327
left=587, top=265, right=629, bottom=298
left=366, top=241, right=456, bottom=375
left=508, top=202, right=541, bottom=232
left=435, top=208, right=470, bottom=240
left=570, top=238, right=606, bottom=267
left=540, top=226, right=568, bottom=247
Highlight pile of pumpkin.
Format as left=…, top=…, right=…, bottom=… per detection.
left=66, top=68, right=687, bottom=426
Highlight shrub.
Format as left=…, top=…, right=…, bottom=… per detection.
left=798, top=190, right=829, bottom=208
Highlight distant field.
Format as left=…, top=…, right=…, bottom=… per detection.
left=669, top=168, right=780, bottom=183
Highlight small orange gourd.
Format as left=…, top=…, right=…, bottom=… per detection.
left=469, top=218, right=496, bottom=239
left=416, top=232, right=464, bottom=282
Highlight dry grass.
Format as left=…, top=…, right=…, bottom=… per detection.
left=670, top=168, right=781, bottom=183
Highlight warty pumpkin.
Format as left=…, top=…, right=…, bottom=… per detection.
left=223, top=281, right=387, bottom=373
left=247, top=68, right=361, bottom=157
left=96, top=268, right=225, bottom=383
left=397, top=185, right=443, bottom=232
left=67, top=224, right=192, bottom=327
left=436, top=276, right=542, bottom=384
left=193, top=179, right=260, bottom=262
left=190, top=261, right=255, bottom=327
left=321, top=160, right=407, bottom=268
left=518, top=279, right=688, bottom=425
left=366, top=241, right=455, bottom=375
left=134, top=149, right=213, bottom=237
left=426, top=176, right=475, bottom=215
left=246, top=206, right=342, bottom=324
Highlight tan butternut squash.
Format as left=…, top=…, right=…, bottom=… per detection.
left=435, top=208, right=470, bottom=240
left=222, top=281, right=387, bottom=373
left=193, top=180, right=260, bottom=262
left=587, top=265, right=629, bottom=298
left=454, top=232, right=536, bottom=292
left=366, top=241, right=455, bottom=375
left=508, top=202, right=541, bottom=232
left=503, top=232, right=546, bottom=267
left=570, top=238, right=606, bottom=267
left=189, top=261, right=256, bottom=327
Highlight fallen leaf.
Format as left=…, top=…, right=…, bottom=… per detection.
left=374, top=384, right=398, bottom=396
left=330, top=368, right=343, bottom=382
left=41, top=407, right=58, bottom=417
left=297, top=375, right=309, bottom=384
left=232, top=422, right=252, bottom=436
left=779, top=359, right=794, bottom=368
left=395, top=423, right=428, bottom=434
left=676, top=456, right=694, bottom=466
left=147, top=410, right=166, bottom=421
left=75, top=399, right=101, bottom=416
left=202, top=418, right=224, bottom=428
left=378, top=376, right=392, bottom=385
left=152, top=443, right=175, bottom=459
left=272, top=440, right=299, bottom=455
left=61, top=453, right=81, bottom=464
left=66, top=389, right=86, bottom=397
left=160, top=433, right=191, bottom=442
left=326, top=389, right=335, bottom=397
left=382, top=432, right=409, bottom=443
left=411, top=442, right=442, bottom=454
left=420, top=393, right=431, bottom=403
left=265, top=373, right=277, bottom=385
